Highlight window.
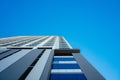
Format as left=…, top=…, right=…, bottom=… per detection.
left=52, top=64, right=80, bottom=69
left=54, top=58, right=75, bottom=61
left=50, top=73, right=87, bottom=80
left=50, top=55, right=87, bottom=80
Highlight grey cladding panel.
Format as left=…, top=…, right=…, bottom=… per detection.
left=0, top=49, right=21, bottom=60
left=40, top=50, right=54, bottom=80
left=0, top=48, right=9, bottom=54
left=0, top=49, right=44, bottom=80
left=73, top=53, right=105, bottom=80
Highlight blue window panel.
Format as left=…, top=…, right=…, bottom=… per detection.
left=54, top=58, right=75, bottom=61
left=50, top=73, right=87, bottom=80
left=52, top=64, right=80, bottom=69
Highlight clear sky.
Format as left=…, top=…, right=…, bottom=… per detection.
left=0, top=0, right=120, bottom=80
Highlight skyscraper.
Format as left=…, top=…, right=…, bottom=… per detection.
left=0, top=36, right=105, bottom=80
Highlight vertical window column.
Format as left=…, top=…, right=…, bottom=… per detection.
left=50, top=54, right=87, bottom=80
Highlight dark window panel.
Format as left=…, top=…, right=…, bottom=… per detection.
left=50, top=73, right=87, bottom=80
left=54, top=58, right=75, bottom=61
left=52, top=64, right=80, bottom=69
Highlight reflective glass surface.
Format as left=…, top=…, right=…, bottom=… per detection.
left=52, top=64, right=80, bottom=69
left=50, top=73, right=87, bottom=80
left=54, top=58, right=75, bottom=61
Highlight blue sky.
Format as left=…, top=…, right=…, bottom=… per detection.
left=0, top=0, right=120, bottom=80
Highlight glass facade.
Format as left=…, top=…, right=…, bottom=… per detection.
left=50, top=74, right=87, bottom=80
left=27, top=37, right=48, bottom=46
left=50, top=55, right=87, bottom=80
left=43, top=37, right=56, bottom=46
left=59, top=37, right=70, bottom=49
left=52, top=64, right=80, bottom=69
left=54, top=57, right=75, bottom=61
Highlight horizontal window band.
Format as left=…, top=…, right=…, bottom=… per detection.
left=51, top=69, right=82, bottom=74
left=50, top=73, right=87, bottom=80
left=52, top=64, right=80, bottom=69
left=54, top=58, right=75, bottom=61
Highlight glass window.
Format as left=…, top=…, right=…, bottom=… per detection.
left=54, top=58, right=75, bottom=61
left=52, top=64, right=80, bottom=69
left=50, top=73, right=87, bottom=80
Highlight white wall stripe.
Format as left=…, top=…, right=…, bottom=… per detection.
left=53, top=61, right=77, bottom=64
left=52, top=36, right=59, bottom=49
left=51, top=69, right=82, bottom=74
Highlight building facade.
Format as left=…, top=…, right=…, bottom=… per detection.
left=0, top=36, right=105, bottom=80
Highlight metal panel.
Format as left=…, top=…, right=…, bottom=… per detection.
left=0, top=48, right=9, bottom=54
left=40, top=50, right=54, bottom=80
left=52, top=36, right=59, bottom=49
left=0, top=49, right=43, bottom=80
left=0, top=49, right=21, bottom=60
left=0, top=49, right=31, bottom=72
left=73, top=53, right=105, bottom=80
left=25, top=49, right=52, bottom=80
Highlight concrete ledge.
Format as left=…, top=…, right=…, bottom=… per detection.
left=54, top=49, right=80, bottom=53
left=7, top=46, right=33, bottom=49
